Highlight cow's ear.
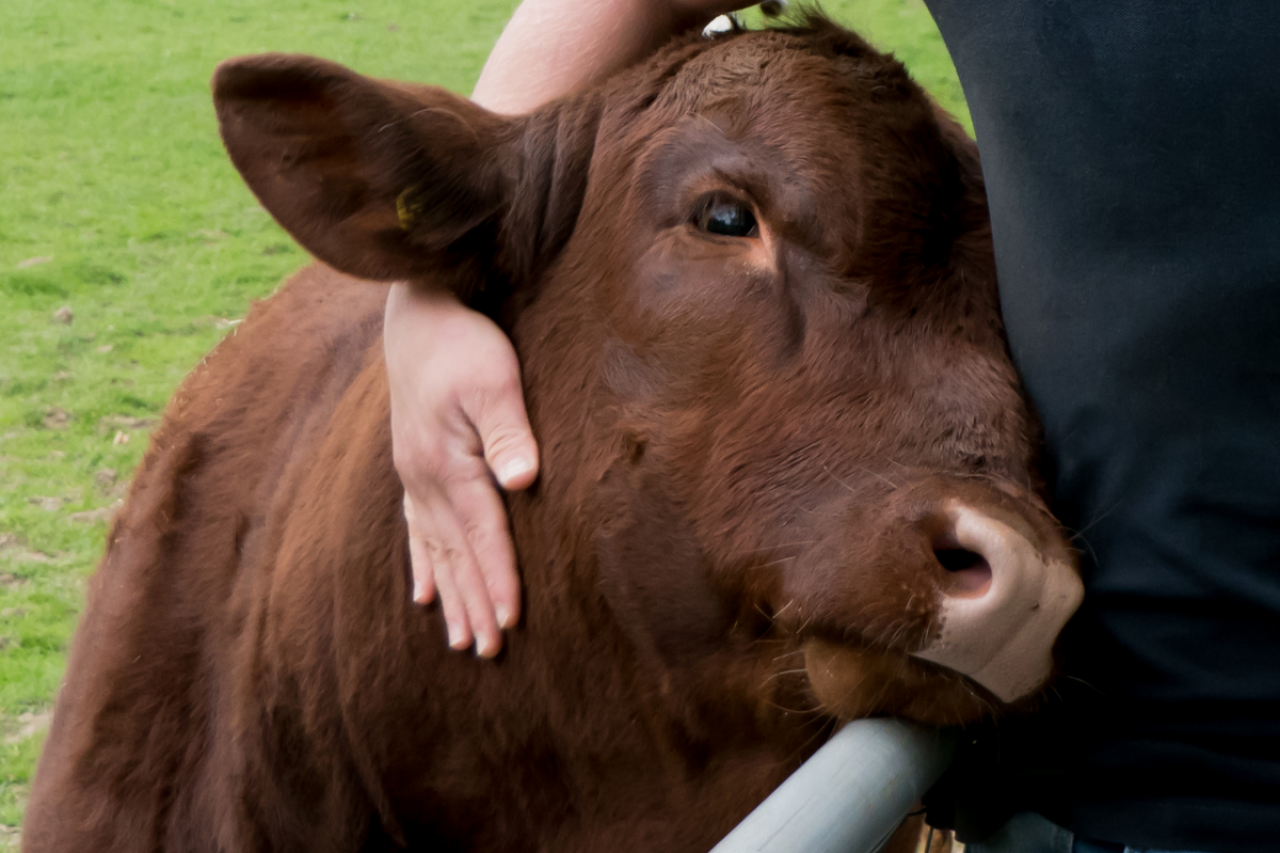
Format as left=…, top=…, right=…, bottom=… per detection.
left=213, top=54, right=512, bottom=285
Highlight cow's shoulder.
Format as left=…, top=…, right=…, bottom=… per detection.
left=24, top=265, right=389, bottom=850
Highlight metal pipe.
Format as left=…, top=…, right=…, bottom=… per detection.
left=710, top=719, right=954, bottom=853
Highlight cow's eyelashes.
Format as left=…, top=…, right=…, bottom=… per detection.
left=692, top=193, right=759, bottom=238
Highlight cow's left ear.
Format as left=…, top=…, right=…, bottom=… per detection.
left=213, top=54, right=599, bottom=294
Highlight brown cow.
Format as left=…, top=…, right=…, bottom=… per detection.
left=24, top=16, right=1081, bottom=853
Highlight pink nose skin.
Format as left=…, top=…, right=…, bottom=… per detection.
left=910, top=501, right=1084, bottom=703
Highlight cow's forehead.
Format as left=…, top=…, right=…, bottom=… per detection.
left=628, top=30, right=905, bottom=187
left=649, top=30, right=883, bottom=123
left=665, top=34, right=801, bottom=99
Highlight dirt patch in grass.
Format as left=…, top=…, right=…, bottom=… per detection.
left=67, top=503, right=121, bottom=525
left=3, top=712, right=51, bottom=748
left=0, top=537, right=49, bottom=567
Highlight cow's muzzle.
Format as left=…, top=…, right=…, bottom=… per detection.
left=908, top=500, right=1082, bottom=702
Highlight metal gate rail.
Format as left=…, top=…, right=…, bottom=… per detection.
left=711, top=719, right=954, bottom=853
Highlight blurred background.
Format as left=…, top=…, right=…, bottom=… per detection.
left=0, top=0, right=966, bottom=843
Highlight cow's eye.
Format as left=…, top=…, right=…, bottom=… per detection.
left=694, top=194, right=758, bottom=238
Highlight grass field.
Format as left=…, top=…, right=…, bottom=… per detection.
left=0, top=0, right=966, bottom=840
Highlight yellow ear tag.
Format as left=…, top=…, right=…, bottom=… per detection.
left=396, top=187, right=422, bottom=231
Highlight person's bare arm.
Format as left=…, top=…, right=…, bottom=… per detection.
left=386, top=0, right=755, bottom=658
left=472, top=0, right=750, bottom=113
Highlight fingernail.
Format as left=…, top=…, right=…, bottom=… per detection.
left=447, top=624, right=467, bottom=649
left=475, top=635, right=493, bottom=658
left=412, top=581, right=423, bottom=603
left=496, top=457, right=534, bottom=487
left=495, top=605, right=513, bottom=629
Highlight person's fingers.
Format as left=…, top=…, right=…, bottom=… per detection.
left=422, top=488, right=503, bottom=657
left=444, top=472, right=522, bottom=631
left=426, top=525, right=474, bottom=652
left=487, top=430, right=538, bottom=491
left=403, top=494, right=436, bottom=605
left=470, top=357, right=540, bottom=493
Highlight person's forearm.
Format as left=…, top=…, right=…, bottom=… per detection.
left=472, top=0, right=747, bottom=114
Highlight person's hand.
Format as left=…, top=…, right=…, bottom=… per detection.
left=385, top=283, right=538, bottom=658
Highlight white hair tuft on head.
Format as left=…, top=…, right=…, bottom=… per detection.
left=702, top=14, right=736, bottom=38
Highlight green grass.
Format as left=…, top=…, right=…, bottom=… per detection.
left=0, top=0, right=965, bottom=841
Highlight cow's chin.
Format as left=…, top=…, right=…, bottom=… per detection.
left=802, top=638, right=1010, bottom=726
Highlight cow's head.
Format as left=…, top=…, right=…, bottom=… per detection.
left=214, top=16, right=1081, bottom=731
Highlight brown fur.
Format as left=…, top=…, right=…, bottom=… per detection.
left=26, top=17, right=1067, bottom=852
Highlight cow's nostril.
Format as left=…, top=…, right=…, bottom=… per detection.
left=935, top=547, right=982, bottom=572
left=934, top=548, right=993, bottom=598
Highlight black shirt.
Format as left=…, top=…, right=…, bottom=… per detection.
left=921, top=2, right=1280, bottom=850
